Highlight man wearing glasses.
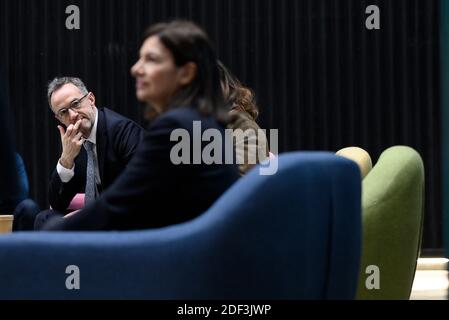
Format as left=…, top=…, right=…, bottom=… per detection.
left=13, top=77, right=143, bottom=230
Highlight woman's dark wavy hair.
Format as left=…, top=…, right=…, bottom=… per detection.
left=217, top=61, right=259, bottom=120
left=141, top=20, right=227, bottom=122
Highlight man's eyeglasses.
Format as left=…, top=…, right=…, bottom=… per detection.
left=55, top=93, right=89, bottom=119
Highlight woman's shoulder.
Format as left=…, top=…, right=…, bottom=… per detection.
left=228, top=109, right=261, bottom=132
left=158, top=106, right=203, bottom=121
left=148, top=106, right=223, bottom=132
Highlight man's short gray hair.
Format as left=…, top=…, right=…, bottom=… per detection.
left=47, top=77, right=88, bottom=108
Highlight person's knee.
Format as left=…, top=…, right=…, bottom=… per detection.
left=13, top=199, right=40, bottom=231
left=15, top=199, right=39, bottom=213
left=34, top=210, right=62, bottom=231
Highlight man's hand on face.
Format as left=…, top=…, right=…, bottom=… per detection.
left=58, top=119, right=85, bottom=169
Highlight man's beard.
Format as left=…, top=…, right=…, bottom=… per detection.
left=79, top=119, right=93, bottom=138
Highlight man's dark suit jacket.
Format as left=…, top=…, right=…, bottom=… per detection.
left=43, top=106, right=240, bottom=231
left=49, top=107, right=143, bottom=211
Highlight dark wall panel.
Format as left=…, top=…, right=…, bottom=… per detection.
left=0, top=0, right=441, bottom=248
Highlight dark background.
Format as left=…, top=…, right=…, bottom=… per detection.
left=0, top=0, right=441, bottom=249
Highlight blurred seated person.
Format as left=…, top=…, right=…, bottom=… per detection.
left=0, top=154, right=29, bottom=215
left=13, top=77, right=144, bottom=230
left=218, top=61, right=269, bottom=175
left=0, top=76, right=25, bottom=217
left=37, top=20, right=240, bottom=231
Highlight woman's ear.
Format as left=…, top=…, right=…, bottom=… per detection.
left=178, top=62, right=197, bottom=86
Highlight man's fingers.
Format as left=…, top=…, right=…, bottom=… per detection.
left=73, top=119, right=82, bottom=131
left=66, top=123, right=74, bottom=137
left=57, top=125, right=65, bottom=138
left=73, top=132, right=83, bottom=142
left=77, top=137, right=86, bottom=146
left=67, top=120, right=82, bottom=137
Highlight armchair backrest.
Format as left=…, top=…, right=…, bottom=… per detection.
left=356, top=146, right=425, bottom=299
left=0, top=152, right=361, bottom=299
left=336, top=146, right=373, bottom=179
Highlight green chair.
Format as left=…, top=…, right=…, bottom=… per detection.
left=356, top=146, right=425, bottom=299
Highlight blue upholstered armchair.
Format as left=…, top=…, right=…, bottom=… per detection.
left=0, top=152, right=361, bottom=299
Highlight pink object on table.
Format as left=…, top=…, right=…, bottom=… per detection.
left=68, top=193, right=85, bottom=211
